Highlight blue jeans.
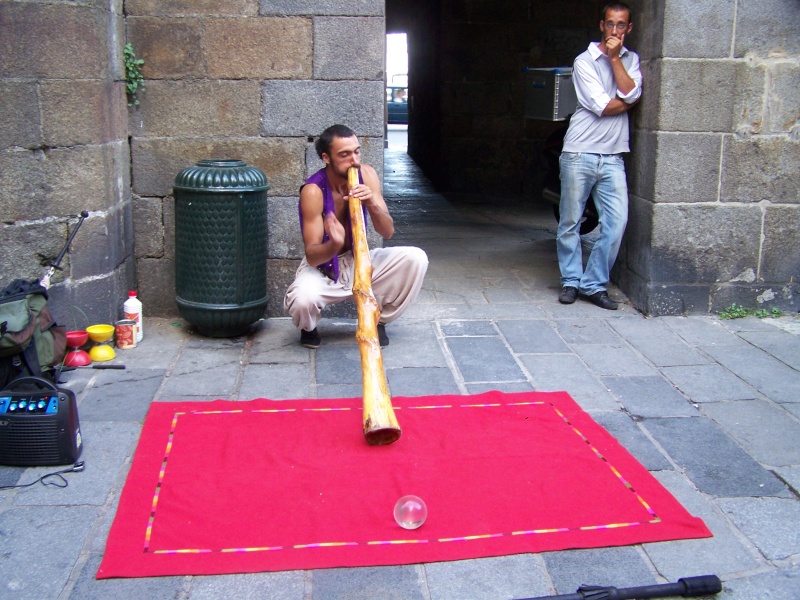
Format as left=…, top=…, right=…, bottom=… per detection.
left=556, top=152, right=628, bottom=295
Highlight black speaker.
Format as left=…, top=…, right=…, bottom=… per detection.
left=0, top=376, right=82, bottom=466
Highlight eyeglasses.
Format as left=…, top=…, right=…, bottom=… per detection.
left=604, top=21, right=629, bottom=31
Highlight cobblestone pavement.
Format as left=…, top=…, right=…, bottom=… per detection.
left=1, top=151, right=798, bottom=599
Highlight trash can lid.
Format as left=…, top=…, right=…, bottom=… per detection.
left=174, top=159, right=269, bottom=192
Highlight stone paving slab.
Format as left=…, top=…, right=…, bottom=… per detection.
left=660, top=364, right=758, bottom=403
left=519, top=354, right=620, bottom=412
left=737, top=329, right=800, bottom=370
left=602, top=375, right=698, bottom=418
left=496, top=319, right=571, bottom=353
left=71, top=554, right=185, bottom=600
left=609, top=317, right=711, bottom=367
left=240, top=362, right=311, bottom=400
left=0, top=506, right=100, bottom=600
left=716, top=497, right=800, bottom=561
left=444, top=336, right=527, bottom=383
left=721, top=566, right=800, bottom=600
left=425, top=555, right=549, bottom=600
left=700, top=340, right=800, bottom=404
left=543, top=546, right=656, bottom=593
left=701, top=399, right=800, bottom=466
left=643, top=471, right=760, bottom=581
left=591, top=411, right=673, bottom=470
left=571, top=343, right=657, bottom=376
left=642, top=417, right=790, bottom=497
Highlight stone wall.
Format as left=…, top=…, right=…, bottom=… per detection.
left=127, top=0, right=387, bottom=318
left=0, top=0, right=131, bottom=326
left=2, top=0, right=798, bottom=323
left=620, top=0, right=800, bottom=314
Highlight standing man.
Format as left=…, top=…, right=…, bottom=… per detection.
left=556, top=2, right=642, bottom=310
left=284, top=124, right=428, bottom=348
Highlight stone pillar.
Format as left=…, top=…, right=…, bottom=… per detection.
left=620, top=0, right=800, bottom=315
left=0, top=0, right=131, bottom=326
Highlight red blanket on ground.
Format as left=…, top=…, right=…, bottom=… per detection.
left=97, top=391, right=711, bottom=578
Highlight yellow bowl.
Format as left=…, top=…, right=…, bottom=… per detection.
left=86, top=324, right=115, bottom=343
left=89, top=344, right=116, bottom=362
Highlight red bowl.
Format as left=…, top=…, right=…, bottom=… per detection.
left=66, top=330, right=89, bottom=348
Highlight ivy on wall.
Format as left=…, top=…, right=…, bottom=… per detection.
left=124, top=43, right=145, bottom=106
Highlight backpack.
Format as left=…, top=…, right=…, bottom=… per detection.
left=0, top=279, right=67, bottom=389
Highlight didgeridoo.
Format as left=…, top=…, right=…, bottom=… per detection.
left=348, top=166, right=401, bottom=445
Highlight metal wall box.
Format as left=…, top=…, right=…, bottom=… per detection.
left=524, top=67, right=578, bottom=121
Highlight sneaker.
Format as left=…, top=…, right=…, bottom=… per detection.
left=377, top=323, right=389, bottom=348
left=579, top=290, right=619, bottom=310
left=300, top=327, right=321, bottom=349
left=558, top=286, right=579, bottom=304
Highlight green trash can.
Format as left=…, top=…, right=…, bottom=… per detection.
left=174, top=159, right=269, bottom=337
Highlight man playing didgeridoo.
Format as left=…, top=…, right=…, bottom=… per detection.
left=284, top=124, right=428, bottom=349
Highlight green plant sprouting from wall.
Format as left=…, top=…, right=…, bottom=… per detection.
left=718, top=303, right=783, bottom=320
left=124, top=43, right=145, bottom=106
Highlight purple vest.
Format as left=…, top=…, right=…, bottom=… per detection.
left=299, top=168, right=366, bottom=282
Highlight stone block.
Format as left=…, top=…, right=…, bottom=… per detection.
left=40, top=80, right=127, bottom=146
left=658, top=59, right=765, bottom=133
left=261, top=80, right=384, bottom=137
left=619, top=193, right=653, bottom=282
left=132, top=196, right=165, bottom=258
left=628, top=130, right=656, bottom=200
left=762, top=205, right=800, bottom=281
left=260, top=0, right=384, bottom=16
left=0, top=3, right=109, bottom=78
left=126, top=0, right=258, bottom=16
left=266, top=258, right=297, bottom=317
left=721, top=135, right=800, bottom=204
left=126, top=17, right=206, bottom=79
left=631, top=59, right=661, bottom=133
left=653, top=133, right=722, bottom=203
left=734, top=0, right=800, bottom=58
left=662, top=0, right=734, bottom=58
left=644, top=283, right=713, bottom=316
left=0, top=145, right=119, bottom=222
left=314, top=17, right=384, bottom=80
left=768, top=62, right=800, bottom=134
left=627, top=0, right=664, bottom=61
left=0, top=221, right=65, bottom=290
left=130, top=80, right=261, bottom=137
left=136, top=257, right=178, bottom=317
left=650, top=204, right=762, bottom=282
left=69, top=212, right=126, bottom=280
left=0, top=82, right=41, bottom=149
left=206, top=17, right=312, bottom=79
left=268, top=197, right=304, bottom=259
left=131, top=136, right=305, bottom=197
left=0, top=2, right=110, bottom=79
left=710, top=281, right=799, bottom=314
left=61, top=270, right=122, bottom=325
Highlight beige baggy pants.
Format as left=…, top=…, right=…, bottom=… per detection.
left=284, top=246, right=428, bottom=332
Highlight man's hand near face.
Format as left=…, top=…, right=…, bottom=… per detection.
left=605, top=33, right=624, bottom=60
